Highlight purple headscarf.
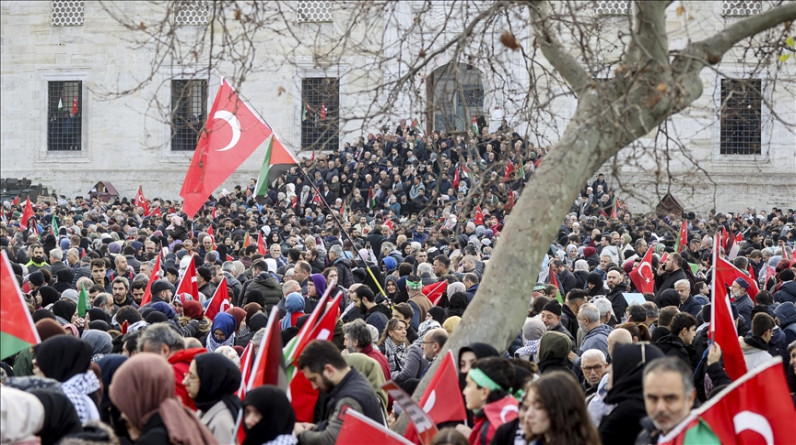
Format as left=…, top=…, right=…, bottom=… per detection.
left=310, top=274, right=327, bottom=297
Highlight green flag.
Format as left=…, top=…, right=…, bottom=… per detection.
left=688, top=262, right=699, bottom=275
left=77, top=283, right=88, bottom=317
left=51, top=215, right=58, bottom=235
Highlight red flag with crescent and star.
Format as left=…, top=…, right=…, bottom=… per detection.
left=135, top=186, right=150, bottom=216
left=180, top=77, right=273, bottom=218
left=629, top=245, right=655, bottom=294
left=405, top=350, right=466, bottom=443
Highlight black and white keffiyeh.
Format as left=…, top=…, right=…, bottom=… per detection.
left=61, top=370, right=100, bottom=423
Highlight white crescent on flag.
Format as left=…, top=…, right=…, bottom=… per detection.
left=213, top=110, right=241, bottom=152
left=638, top=262, right=653, bottom=284
left=423, top=391, right=436, bottom=412
left=499, top=405, right=519, bottom=423
left=733, top=411, right=773, bottom=445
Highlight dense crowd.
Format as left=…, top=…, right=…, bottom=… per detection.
left=1, top=122, right=796, bottom=445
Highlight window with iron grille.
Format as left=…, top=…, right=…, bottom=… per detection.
left=721, top=1, right=761, bottom=17
left=594, top=0, right=630, bottom=16
left=720, top=78, right=762, bottom=155
left=301, top=78, right=339, bottom=152
left=171, top=79, right=208, bottom=151
left=458, top=84, right=485, bottom=108
left=47, top=81, right=82, bottom=151
left=297, top=0, right=333, bottom=23
left=52, top=0, right=84, bottom=26
left=174, top=0, right=209, bottom=25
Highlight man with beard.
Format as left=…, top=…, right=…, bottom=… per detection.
left=350, top=285, right=391, bottom=336
left=26, top=244, right=50, bottom=273
left=605, top=268, right=628, bottom=323
left=637, top=357, right=696, bottom=443
left=295, top=340, right=383, bottom=444
left=342, top=319, right=391, bottom=381
left=111, top=277, right=136, bottom=310
left=731, top=277, right=754, bottom=325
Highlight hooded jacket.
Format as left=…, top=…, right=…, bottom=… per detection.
left=537, top=332, right=575, bottom=377
left=655, top=333, right=697, bottom=370
left=774, top=281, right=796, bottom=304
left=243, top=272, right=282, bottom=314
left=740, top=335, right=772, bottom=371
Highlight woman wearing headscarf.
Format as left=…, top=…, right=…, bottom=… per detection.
left=13, top=318, right=66, bottom=377
left=179, top=300, right=211, bottom=343
left=82, top=330, right=113, bottom=361
left=447, top=291, right=469, bottom=319
left=306, top=273, right=327, bottom=314
left=29, top=389, right=83, bottom=445
left=514, top=318, right=547, bottom=362
left=226, top=307, right=247, bottom=335
left=242, top=386, right=297, bottom=445
left=0, top=386, right=44, bottom=444
left=110, top=353, right=217, bottom=444
left=96, top=354, right=127, bottom=426
left=573, top=259, right=591, bottom=289
left=598, top=343, right=664, bottom=444
left=281, top=292, right=305, bottom=330
left=537, top=332, right=576, bottom=378
left=237, top=312, right=268, bottom=347
left=185, top=353, right=242, bottom=444
left=206, top=312, right=236, bottom=352
left=34, top=335, right=100, bottom=423
left=52, top=300, right=77, bottom=326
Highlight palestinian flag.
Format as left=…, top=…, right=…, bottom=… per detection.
left=1, top=251, right=40, bottom=360
left=254, top=134, right=299, bottom=196
left=51, top=214, right=59, bottom=234
left=472, top=116, right=479, bottom=135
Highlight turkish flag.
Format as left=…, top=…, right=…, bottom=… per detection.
left=453, top=168, right=460, bottom=189
left=629, top=245, right=655, bottom=294
left=20, top=197, right=34, bottom=227
left=506, top=191, right=515, bottom=212
left=406, top=350, right=466, bottom=443
left=139, top=254, right=161, bottom=307
left=176, top=260, right=199, bottom=303
left=71, top=95, right=78, bottom=115
left=257, top=231, right=267, bottom=255
left=710, top=238, right=747, bottom=380
left=135, top=185, right=150, bottom=216
left=204, top=277, right=231, bottom=321
left=503, top=160, right=514, bottom=182
left=423, top=281, right=447, bottom=306
left=337, top=407, right=413, bottom=445
left=474, top=204, right=484, bottom=226
left=715, top=255, right=759, bottom=301
left=180, top=77, right=273, bottom=218
left=235, top=307, right=287, bottom=442
left=207, top=224, right=214, bottom=237
left=150, top=207, right=162, bottom=217
left=677, top=220, right=688, bottom=252
left=660, top=358, right=795, bottom=444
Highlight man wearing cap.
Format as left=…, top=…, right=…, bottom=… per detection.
left=150, top=280, right=174, bottom=304
left=540, top=300, right=576, bottom=352
left=731, top=277, right=754, bottom=325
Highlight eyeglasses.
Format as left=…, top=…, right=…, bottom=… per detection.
left=581, top=365, right=604, bottom=372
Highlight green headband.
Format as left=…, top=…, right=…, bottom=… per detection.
left=468, top=368, right=503, bottom=392
left=406, top=279, right=423, bottom=290
left=469, top=368, right=525, bottom=401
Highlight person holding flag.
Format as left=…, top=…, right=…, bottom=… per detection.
left=294, top=340, right=384, bottom=444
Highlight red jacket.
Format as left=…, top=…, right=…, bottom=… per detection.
left=168, top=347, right=206, bottom=411
left=360, top=344, right=391, bottom=381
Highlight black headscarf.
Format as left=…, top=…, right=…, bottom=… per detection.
left=96, top=354, right=127, bottom=425
left=655, top=289, right=681, bottom=308
left=193, top=352, right=242, bottom=418
left=87, top=308, right=111, bottom=324
left=248, top=312, right=268, bottom=332
left=604, top=343, right=664, bottom=404
left=34, top=335, right=92, bottom=382
left=29, top=389, right=83, bottom=445
left=52, top=300, right=77, bottom=322
left=447, top=292, right=469, bottom=318
left=243, top=386, right=295, bottom=445
left=39, top=286, right=60, bottom=307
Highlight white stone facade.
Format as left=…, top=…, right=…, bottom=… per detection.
left=1, top=1, right=793, bottom=213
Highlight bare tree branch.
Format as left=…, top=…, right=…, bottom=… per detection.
left=529, top=0, right=592, bottom=93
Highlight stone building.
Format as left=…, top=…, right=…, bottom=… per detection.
left=1, top=1, right=793, bottom=212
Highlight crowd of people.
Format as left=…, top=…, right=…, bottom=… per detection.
left=1, top=122, right=796, bottom=445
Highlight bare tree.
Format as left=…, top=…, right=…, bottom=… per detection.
left=93, top=0, right=796, bottom=434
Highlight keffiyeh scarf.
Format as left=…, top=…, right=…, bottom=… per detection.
left=61, top=371, right=101, bottom=423
left=383, top=337, right=408, bottom=373
left=206, top=332, right=235, bottom=353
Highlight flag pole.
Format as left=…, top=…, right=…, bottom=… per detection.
left=709, top=235, right=717, bottom=342
left=296, top=167, right=388, bottom=299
